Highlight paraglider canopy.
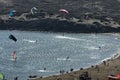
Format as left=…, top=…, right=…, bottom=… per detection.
left=31, top=7, right=38, bottom=15
left=59, top=9, right=69, bottom=14
left=117, top=74, right=120, bottom=78
left=9, top=34, right=17, bottom=42
left=9, top=10, right=16, bottom=17
left=0, top=73, right=4, bottom=80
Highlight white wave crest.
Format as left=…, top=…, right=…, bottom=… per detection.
left=37, top=70, right=55, bottom=73
left=23, top=39, right=36, bottom=43
left=55, top=35, right=80, bottom=40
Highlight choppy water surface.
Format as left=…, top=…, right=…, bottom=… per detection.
left=0, top=30, right=120, bottom=80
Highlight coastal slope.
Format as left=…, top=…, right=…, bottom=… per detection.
left=0, top=0, right=120, bottom=33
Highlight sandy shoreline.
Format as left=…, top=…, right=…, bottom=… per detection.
left=32, top=52, right=120, bottom=80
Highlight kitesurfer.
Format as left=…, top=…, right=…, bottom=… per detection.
left=98, top=46, right=101, bottom=50
left=44, top=67, right=46, bottom=70
left=13, top=51, right=17, bottom=61
left=66, top=56, right=69, bottom=60
left=14, top=76, right=18, bottom=80
left=36, top=40, right=38, bottom=43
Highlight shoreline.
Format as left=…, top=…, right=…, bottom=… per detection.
left=0, top=17, right=120, bottom=33
left=34, top=51, right=120, bottom=80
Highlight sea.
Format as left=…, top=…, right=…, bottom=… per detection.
left=0, top=30, right=120, bottom=80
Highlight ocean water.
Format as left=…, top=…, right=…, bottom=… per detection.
left=0, top=30, right=120, bottom=80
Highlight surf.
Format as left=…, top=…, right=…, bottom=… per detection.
left=55, top=35, right=80, bottom=40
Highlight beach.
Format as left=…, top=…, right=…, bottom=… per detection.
left=32, top=52, right=120, bottom=80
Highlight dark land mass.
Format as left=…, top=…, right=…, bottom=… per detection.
left=0, top=0, right=120, bottom=33
left=0, top=18, right=120, bottom=33
left=0, top=0, right=120, bottom=18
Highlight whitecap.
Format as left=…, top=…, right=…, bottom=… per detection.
left=23, top=39, right=36, bottom=43
left=55, top=35, right=81, bottom=40
left=37, top=70, right=55, bottom=73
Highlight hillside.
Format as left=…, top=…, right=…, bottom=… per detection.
left=0, top=0, right=120, bottom=32
left=0, top=0, right=120, bottom=17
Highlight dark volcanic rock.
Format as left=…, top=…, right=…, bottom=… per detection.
left=0, top=18, right=120, bottom=33
left=0, top=0, right=120, bottom=18
left=0, top=0, right=120, bottom=33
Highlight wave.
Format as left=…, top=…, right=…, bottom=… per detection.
left=10, top=58, right=16, bottom=61
left=90, top=54, right=100, bottom=59
left=57, top=58, right=69, bottom=61
left=37, top=70, right=55, bottom=73
left=55, top=35, right=82, bottom=40
left=115, top=37, right=120, bottom=40
left=23, top=39, right=37, bottom=43
left=84, top=46, right=100, bottom=50
left=57, top=58, right=80, bottom=61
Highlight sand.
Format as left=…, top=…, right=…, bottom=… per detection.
left=31, top=52, right=120, bottom=80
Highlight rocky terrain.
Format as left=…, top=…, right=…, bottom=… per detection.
left=0, top=0, right=120, bottom=33
left=0, top=0, right=120, bottom=17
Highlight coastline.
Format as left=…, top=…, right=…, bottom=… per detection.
left=0, top=17, right=120, bottom=33
left=34, top=52, right=120, bottom=80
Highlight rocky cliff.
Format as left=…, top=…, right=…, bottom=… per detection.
left=0, top=17, right=120, bottom=33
